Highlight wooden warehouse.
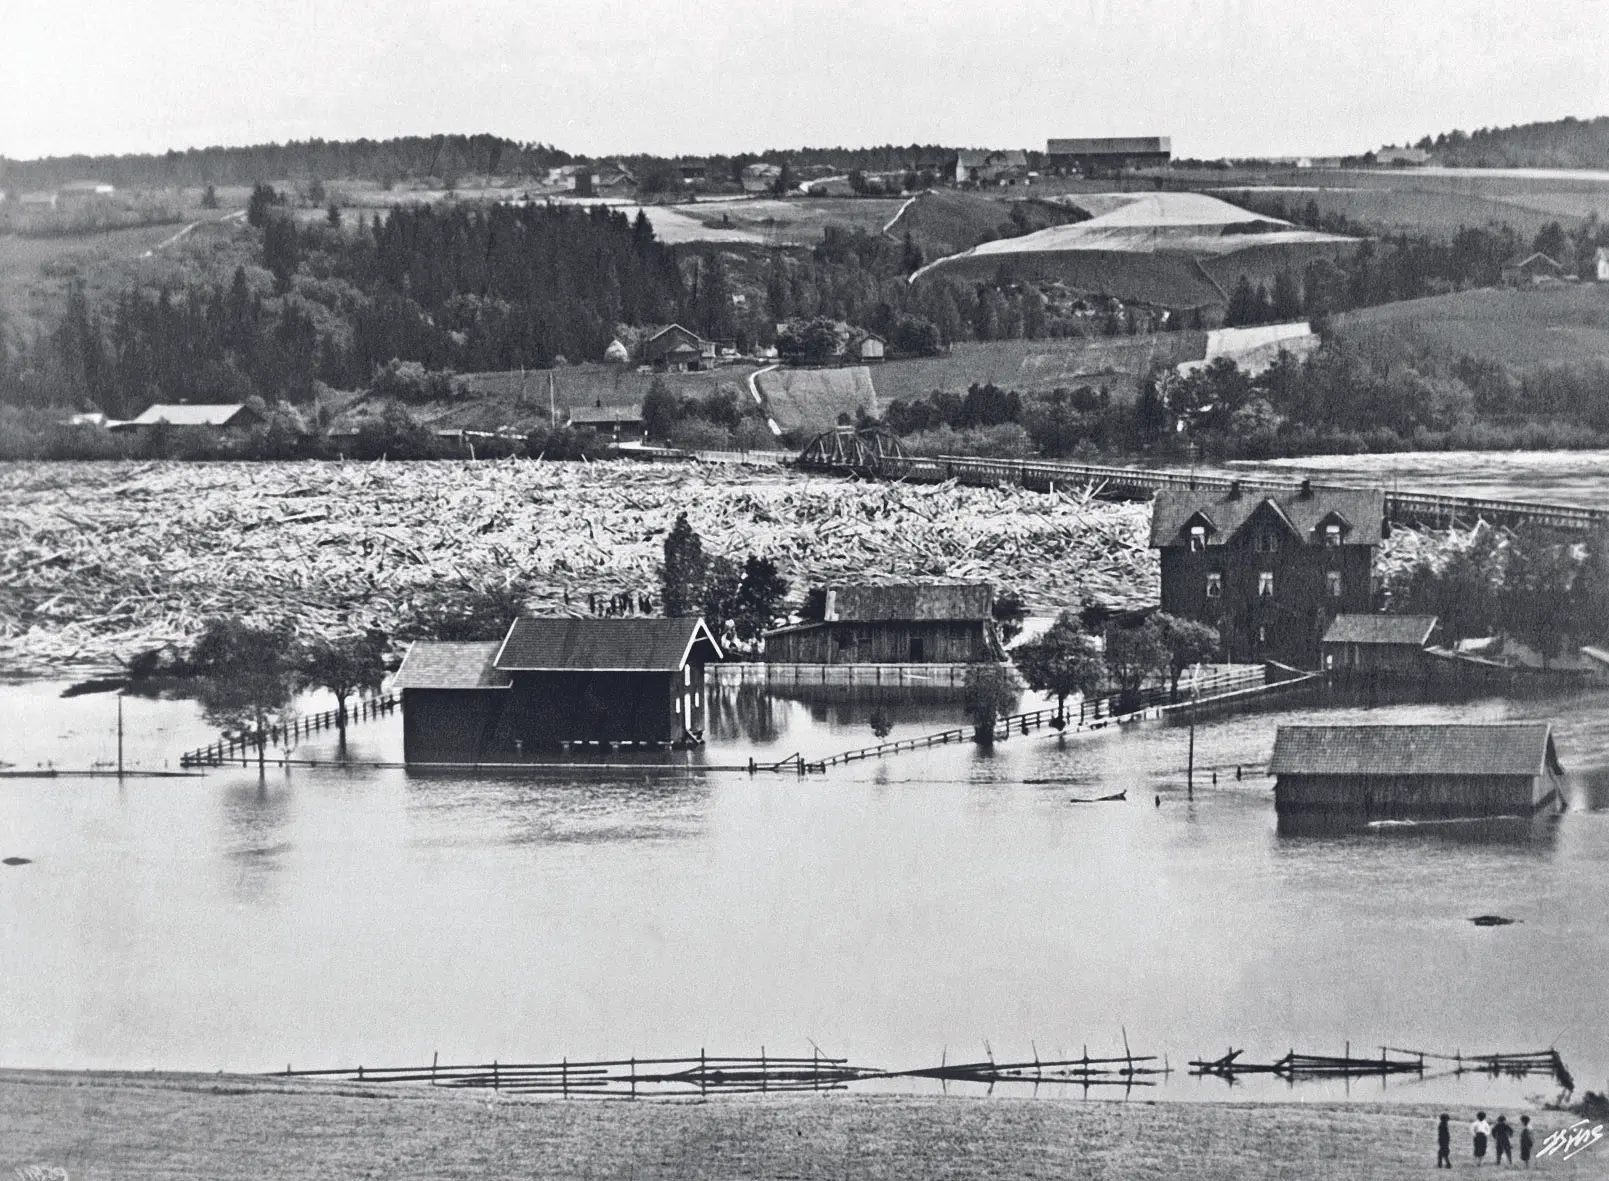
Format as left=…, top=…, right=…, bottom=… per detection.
left=1150, top=482, right=1385, bottom=668
left=1269, top=722, right=1566, bottom=819
left=393, top=617, right=722, bottom=762
left=1321, top=614, right=1439, bottom=673
left=762, top=582, right=1003, bottom=665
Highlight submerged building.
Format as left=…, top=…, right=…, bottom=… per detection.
left=1269, top=722, right=1566, bottom=819
left=762, top=582, right=1003, bottom=665
left=393, top=616, right=722, bottom=762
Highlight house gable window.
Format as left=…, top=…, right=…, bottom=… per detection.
left=1257, top=571, right=1274, bottom=597
left=1253, top=531, right=1282, bottom=554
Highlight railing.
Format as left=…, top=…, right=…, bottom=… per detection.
left=179, top=694, right=398, bottom=768
left=810, top=664, right=1271, bottom=770
left=855, top=454, right=1609, bottom=532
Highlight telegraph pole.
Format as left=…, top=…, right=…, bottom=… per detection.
left=117, top=693, right=125, bottom=779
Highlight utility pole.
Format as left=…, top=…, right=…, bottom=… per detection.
left=117, top=692, right=125, bottom=779
left=1186, top=664, right=1198, bottom=798
left=548, top=370, right=557, bottom=427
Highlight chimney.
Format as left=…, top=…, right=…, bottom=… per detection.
left=1227, top=480, right=1242, bottom=500
left=1299, top=478, right=1313, bottom=498
left=824, top=589, right=838, bottom=622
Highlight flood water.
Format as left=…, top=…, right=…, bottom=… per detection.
left=3, top=674, right=1607, bottom=1106
left=1232, top=449, right=1609, bottom=510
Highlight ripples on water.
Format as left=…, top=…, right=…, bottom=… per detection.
left=0, top=678, right=1605, bottom=1107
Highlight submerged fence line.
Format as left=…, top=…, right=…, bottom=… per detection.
left=179, top=694, right=398, bottom=768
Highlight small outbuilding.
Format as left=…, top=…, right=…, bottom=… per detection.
left=111, top=402, right=265, bottom=435
left=394, top=616, right=723, bottom=762
left=1269, top=722, right=1566, bottom=819
left=567, top=400, right=644, bottom=440
left=1321, top=614, right=1438, bottom=673
left=763, top=582, right=1003, bottom=664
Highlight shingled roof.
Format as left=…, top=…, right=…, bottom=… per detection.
left=824, top=581, right=994, bottom=622
left=1322, top=614, right=1438, bottom=647
left=1149, top=486, right=1385, bottom=548
left=391, top=641, right=512, bottom=690
left=494, top=617, right=722, bottom=672
left=1268, top=723, right=1560, bottom=779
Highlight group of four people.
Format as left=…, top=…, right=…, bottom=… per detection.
left=1437, top=1112, right=1533, bottom=1167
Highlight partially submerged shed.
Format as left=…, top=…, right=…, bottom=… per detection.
left=1269, top=722, right=1566, bottom=818
left=763, top=582, right=1003, bottom=664
left=1321, top=614, right=1438, bottom=673
left=394, top=617, right=723, bottom=762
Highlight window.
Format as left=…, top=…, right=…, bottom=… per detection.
left=1258, top=572, right=1274, bottom=597
left=1189, top=525, right=1206, bottom=552
left=1324, top=523, right=1342, bottom=547
left=1205, top=572, right=1223, bottom=598
left=684, top=666, right=692, bottom=686
left=1258, top=626, right=1267, bottom=644
left=1326, top=571, right=1343, bottom=598
left=1254, top=532, right=1281, bottom=554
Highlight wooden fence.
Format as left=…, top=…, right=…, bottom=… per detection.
left=179, top=694, right=398, bottom=768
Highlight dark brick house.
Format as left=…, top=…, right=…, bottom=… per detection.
left=1150, top=483, right=1385, bottom=668
left=393, top=617, right=722, bottom=762
left=762, top=582, right=1003, bottom=664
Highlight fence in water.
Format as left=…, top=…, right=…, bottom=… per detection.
left=178, top=694, right=398, bottom=768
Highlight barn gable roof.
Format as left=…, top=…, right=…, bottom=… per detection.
left=826, top=581, right=994, bottom=622
left=1268, top=723, right=1558, bottom=779
left=494, top=616, right=722, bottom=672
left=392, top=641, right=512, bottom=690
left=124, top=402, right=257, bottom=427
left=1149, top=487, right=1385, bottom=548
left=1322, top=614, right=1438, bottom=646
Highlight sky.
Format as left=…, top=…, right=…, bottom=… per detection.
left=4, top=0, right=1607, bottom=162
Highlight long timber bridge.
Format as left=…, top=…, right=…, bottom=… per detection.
left=817, top=453, right=1606, bottom=533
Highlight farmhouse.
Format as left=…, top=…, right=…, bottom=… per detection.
left=567, top=400, right=645, bottom=440
left=763, top=582, right=1003, bottom=665
left=1321, top=613, right=1439, bottom=673
left=394, top=616, right=723, bottom=762
left=57, top=180, right=117, bottom=202
left=643, top=324, right=707, bottom=371
left=1150, top=482, right=1385, bottom=668
left=1502, top=252, right=1566, bottom=286
left=1045, top=136, right=1171, bottom=175
left=1269, top=722, right=1566, bottom=819
left=110, top=403, right=265, bottom=436
left=1373, top=146, right=1431, bottom=166
left=953, top=150, right=1029, bottom=186
left=574, top=163, right=636, bottom=198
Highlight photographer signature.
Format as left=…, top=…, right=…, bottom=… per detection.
left=1536, top=1118, right=1605, bottom=1162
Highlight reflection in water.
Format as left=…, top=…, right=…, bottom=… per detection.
left=218, top=774, right=294, bottom=903
left=1568, top=766, right=1609, bottom=812
left=1276, top=811, right=1562, bottom=850
left=706, top=683, right=782, bottom=744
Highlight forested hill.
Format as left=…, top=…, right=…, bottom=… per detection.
left=1412, top=115, right=1609, bottom=169
left=0, top=135, right=571, bottom=191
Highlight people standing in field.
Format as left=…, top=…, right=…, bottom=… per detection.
left=1437, top=1113, right=1452, bottom=1168
left=1519, top=1115, right=1533, bottom=1167
left=1493, top=1115, right=1514, bottom=1164
left=1472, top=1111, right=1491, bottom=1165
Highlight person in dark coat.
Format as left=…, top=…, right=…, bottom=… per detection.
left=1472, top=1111, right=1491, bottom=1165
left=1437, top=1114, right=1452, bottom=1168
left=1493, top=1115, right=1514, bottom=1164
left=1519, top=1115, right=1533, bottom=1166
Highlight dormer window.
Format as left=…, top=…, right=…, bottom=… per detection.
left=1324, top=523, right=1342, bottom=547
left=1189, top=525, right=1206, bottom=552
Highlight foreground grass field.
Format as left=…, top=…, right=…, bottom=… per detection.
left=3, top=1071, right=1600, bottom=1180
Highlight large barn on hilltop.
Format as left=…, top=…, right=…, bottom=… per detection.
left=1045, top=136, right=1172, bottom=175
left=1150, top=482, right=1385, bottom=668
left=393, top=617, right=723, bottom=762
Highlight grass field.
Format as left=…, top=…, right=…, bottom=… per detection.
left=883, top=189, right=1076, bottom=260
left=4, top=1071, right=1601, bottom=1180
left=1333, top=282, right=1609, bottom=368
left=869, top=334, right=1207, bottom=404
left=665, top=196, right=909, bottom=245
left=755, top=365, right=878, bottom=432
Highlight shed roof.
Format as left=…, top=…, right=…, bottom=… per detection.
left=1268, top=723, right=1558, bottom=779
left=826, top=581, right=994, bottom=622
left=494, top=616, right=722, bottom=672
left=392, top=641, right=512, bottom=690
left=1149, top=486, right=1385, bottom=548
left=1047, top=136, right=1171, bottom=156
left=1322, top=614, right=1438, bottom=647
left=568, top=403, right=643, bottom=425
left=124, top=402, right=255, bottom=427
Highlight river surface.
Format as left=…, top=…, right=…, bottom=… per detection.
left=1229, top=450, right=1609, bottom=510
left=2, top=675, right=1606, bottom=1106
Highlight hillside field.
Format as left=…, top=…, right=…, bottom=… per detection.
left=1332, top=282, right=1609, bottom=368
left=868, top=334, right=1207, bottom=404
